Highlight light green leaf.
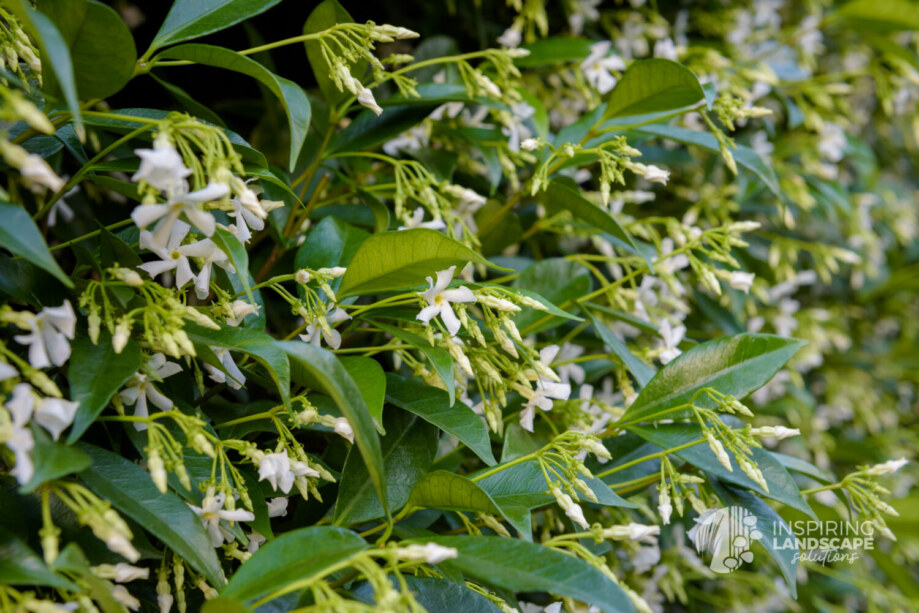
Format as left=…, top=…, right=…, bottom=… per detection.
left=219, top=526, right=368, bottom=604
left=373, top=322, right=455, bottom=404
left=0, top=527, right=79, bottom=591
left=605, top=58, right=705, bottom=119
left=281, top=341, right=388, bottom=516
left=412, top=536, right=636, bottom=613
left=333, top=408, right=437, bottom=526
left=340, top=356, right=386, bottom=432
left=409, top=470, right=502, bottom=514
left=622, top=333, right=806, bottom=423
left=385, top=374, right=496, bottom=466
left=836, top=0, right=919, bottom=31
left=77, top=443, right=225, bottom=587
left=515, top=37, right=594, bottom=67
left=0, top=202, right=72, bottom=287
left=337, top=228, right=498, bottom=297
left=39, top=0, right=136, bottom=100
left=67, top=333, right=143, bottom=442
left=153, top=44, right=310, bottom=171
left=21, top=427, right=91, bottom=493
left=583, top=307, right=656, bottom=387
left=151, top=0, right=282, bottom=52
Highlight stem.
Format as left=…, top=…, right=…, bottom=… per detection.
left=596, top=439, right=706, bottom=479
left=46, top=219, right=134, bottom=253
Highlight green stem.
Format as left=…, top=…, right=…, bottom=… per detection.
left=596, top=439, right=706, bottom=479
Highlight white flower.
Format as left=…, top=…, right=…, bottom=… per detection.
left=555, top=343, right=586, bottom=385
left=357, top=87, right=383, bottom=115
left=6, top=382, right=34, bottom=427
left=333, top=417, right=354, bottom=444
left=519, top=345, right=571, bottom=432
left=657, top=319, right=685, bottom=365
left=93, top=563, right=150, bottom=583
left=729, top=271, right=755, bottom=293
left=705, top=432, right=733, bottom=472
left=119, top=353, right=182, bottom=430
left=131, top=182, right=227, bottom=251
left=3, top=423, right=34, bottom=485
left=569, top=0, right=601, bottom=34
left=188, top=488, right=255, bottom=547
left=266, top=497, right=289, bottom=517
left=247, top=530, right=266, bottom=553
left=33, top=397, right=79, bottom=441
left=398, top=207, right=447, bottom=231
left=132, top=139, right=191, bottom=193
left=138, top=222, right=194, bottom=289
left=14, top=300, right=76, bottom=369
left=258, top=452, right=295, bottom=494
left=653, top=38, right=678, bottom=61
left=21, top=153, right=66, bottom=192
left=383, top=124, right=429, bottom=156
left=226, top=300, right=260, bottom=327
left=866, top=458, right=908, bottom=476
left=818, top=122, right=846, bottom=163
left=751, top=426, right=800, bottom=441
left=521, top=137, right=540, bottom=151
left=658, top=499, right=673, bottom=525
left=581, top=41, right=626, bottom=94
left=497, top=27, right=522, bottom=48
left=502, top=102, right=535, bottom=152
left=629, top=162, right=670, bottom=184
left=111, top=585, right=140, bottom=611
left=553, top=489, right=590, bottom=530
left=0, top=362, right=17, bottom=381
left=603, top=522, right=661, bottom=542
left=416, top=266, right=477, bottom=336
left=396, top=543, right=458, bottom=564
left=204, top=346, right=246, bottom=390
left=299, top=304, right=351, bottom=350
left=227, top=196, right=266, bottom=244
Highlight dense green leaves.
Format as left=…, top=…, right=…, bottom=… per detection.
left=303, top=0, right=364, bottom=107
left=512, top=258, right=590, bottom=333
left=0, top=527, right=79, bottom=591
left=605, top=58, right=705, bottom=118
left=295, top=217, right=369, bottom=297
left=333, top=408, right=437, bottom=525
left=622, top=333, right=807, bottom=423
left=67, top=334, right=143, bottom=442
left=220, top=526, right=368, bottom=604
left=77, top=443, right=225, bottom=587
left=385, top=374, right=496, bottom=465
left=540, top=177, right=641, bottom=254
left=340, top=356, right=386, bottom=431
left=374, top=322, right=455, bottom=403
left=150, top=0, right=283, bottom=51
left=153, top=44, right=311, bottom=171
left=21, top=428, right=91, bottom=492
left=584, top=307, right=656, bottom=387
left=0, top=202, right=72, bottom=287
left=39, top=0, right=137, bottom=100
left=337, top=229, right=497, bottom=297
left=416, top=536, right=636, bottom=613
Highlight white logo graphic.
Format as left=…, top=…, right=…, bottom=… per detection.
left=688, top=506, right=762, bottom=573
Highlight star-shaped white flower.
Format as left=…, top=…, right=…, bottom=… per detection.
left=131, top=182, right=227, bottom=251
left=14, top=300, right=76, bottom=369
left=258, top=451, right=320, bottom=494
left=299, top=304, right=351, bottom=350
left=581, top=41, right=626, bottom=94
left=119, top=353, right=182, bottom=430
left=658, top=319, right=686, bottom=365
left=204, top=346, right=246, bottom=390
left=131, top=140, right=191, bottom=193
left=519, top=345, right=572, bottom=432
left=416, top=266, right=476, bottom=336
left=33, top=397, right=79, bottom=441
left=398, top=207, right=446, bottom=231
left=188, top=488, right=255, bottom=548
left=228, top=196, right=266, bottom=244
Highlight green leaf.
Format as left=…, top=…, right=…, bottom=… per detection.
left=0, top=202, right=72, bottom=287
left=38, top=0, right=136, bottom=100
left=337, top=229, right=498, bottom=297
left=709, top=479, right=800, bottom=597
left=836, top=0, right=919, bottom=31
left=627, top=423, right=814, bottom=517
left=220, top=526, right=368, bottom=604
left=333, top=408, right=437, bottom=525
left=409, top=470, right=501, bottom=514
left=153, top=44, right=310, bottom=172
left=413, top=536, right=636, bottom=613
left=186, top=324, right=291, bottom=409
left=328, top=105, right=438, bottom=154
left=303, top=0, right=365, bottom=107
left=211, top=227, right=253, bottom=304
left=151, top=0, right=282, bottom=51
left=583, top=307, right=655, bottom=387
left=512, top=258, right=590, bottom=333
left=77, top=443, right=225, bottom=586
left=295, top=216, right=369, bottom=298
left=281, top=341, right=388, bottom=516
left=515, top=37, right=594, bottom=67
left=605, top=58, right=705, bottom=119
left=635, top=123, right=783, bottom=199
left=385, top=374, right=496, bottom=466
left=67, top=334, right=143, bottom=442
left=5, top=1, right=82, bottom=133
left=389, top=576, right=502, bottom=612
left=21, top=427, right=91, bottom=493
left=340, top=356, right=386, bottom=432
left=622, top=333, right=807, bottom=423
left=540, top=178, right=641, bottom=256
left=0, top=527, right=79, bottom=591
left=373, top=322, right=455, bottom=404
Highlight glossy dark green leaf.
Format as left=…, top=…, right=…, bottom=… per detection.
left=281, top=341, right=387, bottom=515
left=211, top=227, right=253, bottom=304
left=334, top=408, right=437, bottom=525
left=622, top=333, right=807, bottom=423
left=39, top=0, right=136, bottom=99
left=295, top=216, right=369, bottom=298
left=373, top=322, right=455, bottom=403
left=0, top=527, right=79, bottom=591
left=409, top=470, right=501, bottom=514
left=340, top=356, right=386, bottom=432
left=328, top=105, right=437, bottom=154
left=77, top=443, right=224, bottom=586
left=392, top=576, right=502, bottom=612
left=150, top=0, right=282, bottom=51
left=303, top=0, right=365, bottom=107
left=337, top=229, right=498, bottom=297
left=21, top=427, right=91, bottom=493
left=385, top=374, right=496, bottom=466
left=0, top=202, right=72, bottom=287
left=604, top=58, right=704, bottom=118
left=583, top=307, right=655, bottom=387
left=220, top=526, right=368, bottom=604
left=627, top=423, right=814, bottom=517
left=512, top=258, right=590, bottom=333
left=709, top=479, right=799, bottom=597
left=67, top=334, right=143, bottom=442
left=636, top=124, right=783, bottom=199
left=154, top=44, right=310, bottom=171
left=540, top=178, right=640, bottom=255
left=414, top=536, right=636, bottom=613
